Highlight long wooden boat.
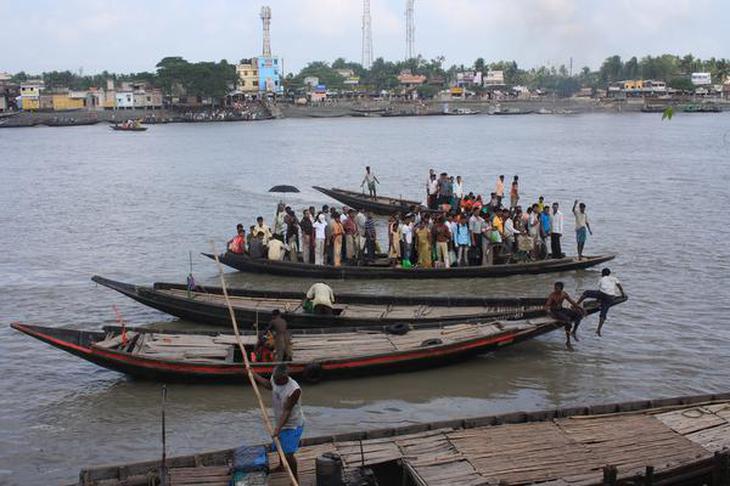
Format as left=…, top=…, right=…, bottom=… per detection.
left=313, top=186, right=425, bottom=215
left=205, top=251, right=616, bottom=280
left=76, top=391, right=730, bottom=486
left=11, top=303, right=613, bottom=384
left=110, top=125, right=148, bottom=132
left=92, top=275, right=559, bottom=329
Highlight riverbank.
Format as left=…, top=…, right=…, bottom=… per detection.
left=1, top=97, right=726, bottom=128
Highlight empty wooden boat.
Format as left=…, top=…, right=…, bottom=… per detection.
left=313, top=186, right=425, bottom=215
left=92, top=275, right=558, bottom=329
left=205, top=251, right=616, bottom=280
left=11, top=301, right=617, bottom=384
left=76, top=391, right=730, bottom=485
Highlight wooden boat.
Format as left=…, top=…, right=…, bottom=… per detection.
left=92, top=275, right=561, bottom=329
left=11, top=304, right=611, bottom=384
left=110, top=124, right=148, bottom=132
left=492, top=108, right=534, bottom=115
left=682, top=104, right=722, bottom=113
left=205, top=251, right=616, bottom=280
left=76, top=391, right=730, bottom=485
left=313, top=186, right=425, bottom=215
left=43, top=119, right=100, bottom=127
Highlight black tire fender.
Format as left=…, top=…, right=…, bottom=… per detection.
left=302, top=363, right=323, bottom=384
left=420, top=338, right=443, bottom=347
left=385, top=323, right=410, bottom=335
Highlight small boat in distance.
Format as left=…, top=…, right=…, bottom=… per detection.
left=110, top=120, right=148, bottom=131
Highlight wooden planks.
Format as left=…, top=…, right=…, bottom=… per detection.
left=655, top=403, right=730, bottom=452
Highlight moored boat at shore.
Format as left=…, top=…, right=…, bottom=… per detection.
left=313, top=186, right=425, bottom=215
left=205, top=251, right=616, bottom=280
left=92, top=275, right=559, bottom=329
left=75, top=390, right=729, bottom=485
left=11, top=305, right=605, bottom=383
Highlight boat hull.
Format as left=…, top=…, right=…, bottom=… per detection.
left=92, top=275, right=550, bottom=329
left=206, top=252, right=616, bottom=280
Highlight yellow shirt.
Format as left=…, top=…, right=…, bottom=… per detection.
left=492, top=215, right=504, bottom=234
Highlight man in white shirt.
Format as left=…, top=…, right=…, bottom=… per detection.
left=312, top=214, right=327, bottom=265
left=550, top=202, right=564, bottom=259
left=572, top=200, right=593, bottom=260
left=253, top=365, right=304, bottom=481
left=401, top=215, right=414, bottom=264
left=361, top=166, right=380, bottom=198
left=577, top=268, right=626, bottom=336
left=252, top=216, right=272, bottom=246
left=267, top=237, right=287, bottom=261
left=453, top=176, right=464, bottom=206
left=305, top=282, right=335, bottom=315
left=502, top=209, right=521, bottom=253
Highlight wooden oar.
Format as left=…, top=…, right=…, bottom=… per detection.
left=210, top=243, right=299, bottom=486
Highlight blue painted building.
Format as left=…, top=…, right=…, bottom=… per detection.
left=257, top=56, right=282, bottom=94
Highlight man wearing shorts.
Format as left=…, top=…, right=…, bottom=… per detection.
left=577, top=268, right=625, bottom=336
left=544, top=281, right=585, bottom=349
left=254, top=364, right=304, bottom=480
left=572, top=200, right=592, bottom=260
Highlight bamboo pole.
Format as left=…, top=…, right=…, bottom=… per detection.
left=210, top=243, right=299, bottom=486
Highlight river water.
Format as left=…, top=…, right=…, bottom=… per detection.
left=1, top=113, right=729, bottom=484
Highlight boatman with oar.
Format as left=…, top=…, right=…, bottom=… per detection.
left=254, top=364, right=305, bottom=482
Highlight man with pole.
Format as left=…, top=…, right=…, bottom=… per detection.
left=254, top=365, right=304, bottom=481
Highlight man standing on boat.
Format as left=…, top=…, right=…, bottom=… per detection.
left=361, top=166, right=380, bottom=199
left=545, top=282, right=585, bottom=349
left=253, top=364, right=304, bottom=482
left=495, top=175, right=505, bottom=206
left=550, top=202, right=564, bottom=259
left=572, top=200, right=592, bottom=260
left=264, top=310, right=292, bottom=362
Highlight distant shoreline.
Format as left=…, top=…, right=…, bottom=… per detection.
left=0, top=97, right=726, bottom=128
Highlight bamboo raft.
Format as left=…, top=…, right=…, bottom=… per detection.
left=77, top=392, right=730, bottom=485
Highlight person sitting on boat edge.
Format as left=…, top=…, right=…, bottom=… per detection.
left=253, top=364, right=304, bottom=482
left=577, top=268, right=625, bottom=336
left=305, top=282, right=335, bottom=315
left=266, top=235, right=288, bottom=261
left=227, top=224, right=246, bottom=255
left=544, top=281, right=586, bottom=350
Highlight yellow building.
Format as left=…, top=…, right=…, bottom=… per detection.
left=51, top=93, right=86, bottom=111
left=236, top=59, right=259, bottom=93
left=20, top=81, right=44, bottom=110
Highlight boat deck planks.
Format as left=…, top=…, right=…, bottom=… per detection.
left=266, top=402, right=729, bottom=486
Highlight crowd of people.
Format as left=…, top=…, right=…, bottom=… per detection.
left=227, top=168, right=596, bottom=268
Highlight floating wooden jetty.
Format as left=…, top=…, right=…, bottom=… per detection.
left=77, top=392, right=730, bottom=485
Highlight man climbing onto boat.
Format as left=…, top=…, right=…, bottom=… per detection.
left=544, top=282, right=585, bottom=349
left=253, top=364, right=304, bottom=482
left=361, top=166, right=380, bottom=198
left=576, top=268, right=625, bottom=336
left=263, top=310, right=292, bottom=362
left=305, top=282, right=336, bottom=315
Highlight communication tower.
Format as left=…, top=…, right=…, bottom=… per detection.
left=362, top=0, right=373, bottom=69
left=405, top=0, right=415, bottom=60
left=260, top=6, right=272, bottom=57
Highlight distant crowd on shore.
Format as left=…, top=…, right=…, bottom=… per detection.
left=226, top=168, right=595, bottom=269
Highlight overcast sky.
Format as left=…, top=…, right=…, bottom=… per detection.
left=1, top=0, right=727, bottom=75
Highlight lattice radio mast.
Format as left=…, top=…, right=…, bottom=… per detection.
left=260, top=6, right=272, bottom=57
left=405, top=0, right=415, bottom=60
left=361, top=0, right=373, bottom=69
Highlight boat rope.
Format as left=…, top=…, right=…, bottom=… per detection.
left=209, top=242, right=299, bottom=486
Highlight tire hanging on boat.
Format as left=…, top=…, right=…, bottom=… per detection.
left=302, top=363, right=323, bottom=384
